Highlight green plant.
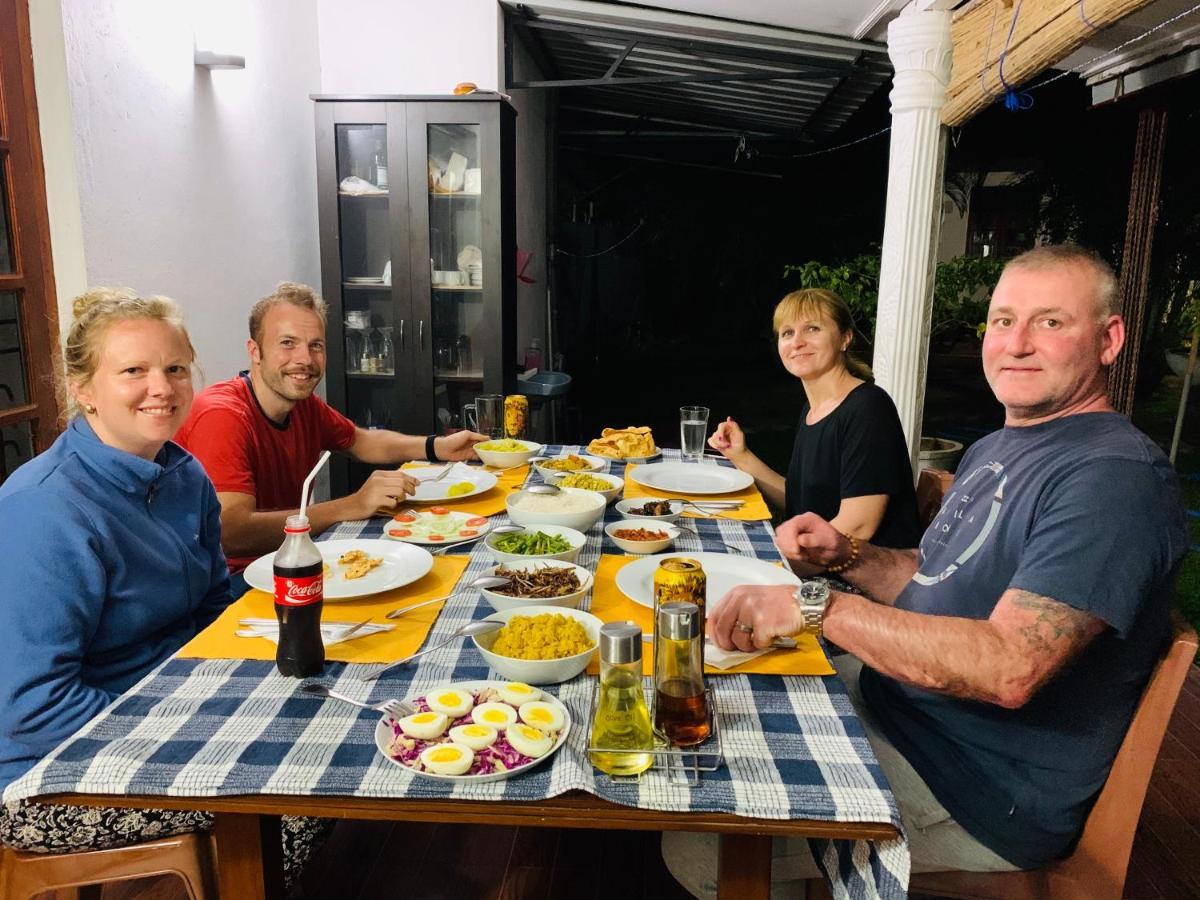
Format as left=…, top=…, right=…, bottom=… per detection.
left=782, top=253, right=1004, bottom=347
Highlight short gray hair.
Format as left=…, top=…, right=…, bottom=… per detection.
left=1002, top=244, right=1118, bottom=321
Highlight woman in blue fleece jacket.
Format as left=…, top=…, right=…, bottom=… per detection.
left=0, top=289, right=323, bottom=886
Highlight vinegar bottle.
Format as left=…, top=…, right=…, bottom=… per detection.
left=590, top=623, right=654, bottom=776
left=653, top=602, right=710, bottom=746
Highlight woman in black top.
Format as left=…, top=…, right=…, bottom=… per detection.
left=709, top=289, right=921, bottom=549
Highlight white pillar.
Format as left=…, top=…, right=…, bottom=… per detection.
left=873, top=5, right=953, bottom=472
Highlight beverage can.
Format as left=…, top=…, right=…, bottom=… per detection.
left=504, top=394, right=528, bottom=439
left=653, top=558, right=706, bottom=619
left=273, top=514, right=325, bottom=677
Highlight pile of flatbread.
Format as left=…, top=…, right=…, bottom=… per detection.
left=587, top=426, right=657, bottom=459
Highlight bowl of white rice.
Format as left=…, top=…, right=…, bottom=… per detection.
left=505, top=486, right=607, bottom=532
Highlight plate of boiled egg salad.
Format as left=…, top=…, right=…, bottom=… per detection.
left=374, top=681, right=570, bottom=782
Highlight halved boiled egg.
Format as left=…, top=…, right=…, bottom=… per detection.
left=449, top=723, right=498, bottom=751
left=518, top=701, right=564, bottom=734
left=471, top=701, right=518, bottom=729
left=419, top=742, right=475, bottom=775
left=498, top=682, right=541, bottom=707
left=397, top=711, right=449, bottom=740
left=425, top=688, right=475, bottom=719
left=505, top=723, right=553, bottom=758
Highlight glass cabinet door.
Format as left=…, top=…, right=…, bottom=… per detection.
left=424, top=122, right=485, bottom=434
left=335, top=122, right=397, bottom=430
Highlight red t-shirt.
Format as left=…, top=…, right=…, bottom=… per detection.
left=176, top=374, right=357, bottom=572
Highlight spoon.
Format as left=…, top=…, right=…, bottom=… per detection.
left=359, top=620, right=504, bottom=681
left=526, top=483, right=560, bottom=495
left=470, top=575, right=514, bottom=590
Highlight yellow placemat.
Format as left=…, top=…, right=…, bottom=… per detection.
left=585, top=555, right=833, bottom=676
left=623, top=464, right=772, bottom=521
left=179, top=556, right=471, bottom=663
left=375, top=463, right=530, bottom=518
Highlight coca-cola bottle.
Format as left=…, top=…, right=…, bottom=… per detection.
left=273, top=514, right=325, bottom=677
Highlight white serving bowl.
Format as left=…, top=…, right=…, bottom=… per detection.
left=473, top=605, right=603, bottom=684
left=483, top=524, right=587, bottom=565
left=506, top=486, right=607, bottom=532
left=532, top=454, right=607, bottom=478
left=473, top=438, right=543, bottom=469
left=605, top=518, right=679, bottom=555
left=479, top=559, right=594, bottom=612
left=545, top=471, right=624, bottom=504
left=614, top=497, right=684, bottom=524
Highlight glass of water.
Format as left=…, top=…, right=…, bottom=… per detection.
left=680, top=406, right=709, bottom=461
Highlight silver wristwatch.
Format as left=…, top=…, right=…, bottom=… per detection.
left=794, top=580, right=831, bottom=636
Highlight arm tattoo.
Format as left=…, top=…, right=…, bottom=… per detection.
left=1008, top=589, right=1099, bottom=658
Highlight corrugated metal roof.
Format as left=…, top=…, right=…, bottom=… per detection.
left=502, top=0, right=892, bottom=142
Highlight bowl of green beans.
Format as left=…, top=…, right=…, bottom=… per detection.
left=483, top=524, right=587, bottom=565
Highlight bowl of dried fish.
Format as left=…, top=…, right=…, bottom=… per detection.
left=478, top=560, right=594, bottom=612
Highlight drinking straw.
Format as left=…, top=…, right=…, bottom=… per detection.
left=299, top=451, right=331, bottom=521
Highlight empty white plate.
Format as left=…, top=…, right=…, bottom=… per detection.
left=628, top=462, right=753, bottom=495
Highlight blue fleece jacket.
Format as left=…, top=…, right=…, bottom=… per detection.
left=0, top=418, right=232, bottom=792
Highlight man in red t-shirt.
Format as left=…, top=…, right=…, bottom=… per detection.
left=176, top=282, right=485, bottom=576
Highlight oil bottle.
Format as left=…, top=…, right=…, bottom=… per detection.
left=589, top=622, right=654, bottom=776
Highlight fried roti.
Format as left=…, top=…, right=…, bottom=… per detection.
left=338, top=549, right=368, bottom=566
left=587, top=426, right=656, bottom=459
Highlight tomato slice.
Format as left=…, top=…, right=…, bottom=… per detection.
left=466, top=516, right=488, bottom=527
left=458, top=529, right=479, bottom=537
left=427, top=534, right=445, bottom=541
left=429, top=506, right=451, bottom=515
left=393, top=513, right=417, bottom=523
left=388, top=528, right=412, bottom=538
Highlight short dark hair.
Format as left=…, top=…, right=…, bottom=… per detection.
left=248, top=282, right=328, bottom=344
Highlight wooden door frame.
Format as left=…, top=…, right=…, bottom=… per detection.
left=0, top=0, right=62, bottom=458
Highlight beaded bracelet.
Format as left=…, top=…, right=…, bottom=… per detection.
left=824, top=531, right=860, bottom=574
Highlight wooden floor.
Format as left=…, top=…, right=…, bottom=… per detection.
left=32, top=666, right=1200, bottom=900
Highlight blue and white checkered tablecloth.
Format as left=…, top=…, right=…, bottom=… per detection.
left=5, top=447, right=908, bottom=898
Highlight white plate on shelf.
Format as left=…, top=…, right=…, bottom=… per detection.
left=403, top=464, right=498, bottom=503
left=243, top=539, right=433, bottom=601
left=628, top=462, right=753, bottom=495
left=374, top=680, right=570, bottom=783
left=615, top=551, right=799, bottom=610
left=347, top=276, right=385, bottom=284
left=383, top=510, right=492, bottom=546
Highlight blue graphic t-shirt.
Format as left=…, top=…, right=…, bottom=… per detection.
left=859, top=412, right=1188, bottom=869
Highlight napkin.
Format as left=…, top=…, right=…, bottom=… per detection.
left=339, top=175, right=386, bottom=195
left=178, top=556, right=470, bottom=663
left=585, top=555, right=833, bottom=676
left=236, top=620, right=394, bottom=646
left=623, top=464, right=772, bottom=521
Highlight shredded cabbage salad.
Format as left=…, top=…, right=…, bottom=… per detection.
left=386, top=686, right=560, bottom=776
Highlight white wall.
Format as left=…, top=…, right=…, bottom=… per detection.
left=317, top=0, right=503, bottom=94
left=42, top=0, right=323, bottom=385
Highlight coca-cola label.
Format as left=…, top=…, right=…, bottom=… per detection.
left=275, top=573, right=323, bottom=606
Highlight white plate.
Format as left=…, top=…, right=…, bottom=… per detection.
left=383, top=509, right=493, bottom=545
left=347, top=276, right=384, bottom=284
left=374, top=680, right=570, bottom=783
left=628, top=462, right=754, bottom=495
left=532, top=454, right=607, bottom=477
left=404, top=464, right=499, bottom=503
left=615, top=551, right=799, bottom=609
left=244, top=539, right=433, bottom=601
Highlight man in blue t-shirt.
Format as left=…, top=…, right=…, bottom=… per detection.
left=663, top=245, right=1189, bottom=898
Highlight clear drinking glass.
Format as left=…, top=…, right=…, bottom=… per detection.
left=680, top=406, right=709, bottom=461
left=475, top=394, right=504, bottom=439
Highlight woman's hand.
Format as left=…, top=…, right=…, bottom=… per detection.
left=708, top=416, right=746, bottom=459
left=774, top=513, right=850, bottom=568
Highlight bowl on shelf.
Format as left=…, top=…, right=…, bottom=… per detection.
left=614, top=498, right=684, bottom=524
left=605, top=518, right=679, bottom=555
left=483, top=524, right=587, bottom=565
left=477, top=559, right=593, bottom=612
left=472, top=605, right=602, bottom=684
left=473, top=438, right=542, bottom=469
left=505, top=487, right=607, bottom=532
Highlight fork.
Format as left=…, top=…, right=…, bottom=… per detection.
left=301, top=683, right=414, bottom=718
left=428, top=462, right=456, bottom=482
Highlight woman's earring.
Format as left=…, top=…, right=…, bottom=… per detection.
left=81, top=403, right=97, bottom=415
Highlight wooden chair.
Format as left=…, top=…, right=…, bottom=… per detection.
left=0, top=830, right=216, bottom=900
left=907, top=614, right=1198, bottom=900
left=916, top=467, right=955, bottom=528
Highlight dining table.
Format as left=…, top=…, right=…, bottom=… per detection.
left=2, top=446, right=908, bottom=899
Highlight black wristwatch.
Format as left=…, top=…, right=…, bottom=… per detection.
left=793, top=580, right=831, bottom=636
left=425, top=434, right=440, bottom=462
